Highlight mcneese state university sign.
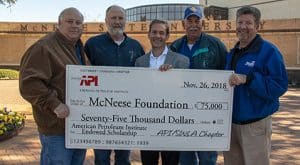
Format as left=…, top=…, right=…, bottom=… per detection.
left=0, top=19, right=300, bottom=73
left=0, top=20, right=270, bottom=33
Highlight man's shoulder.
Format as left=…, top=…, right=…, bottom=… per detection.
left=30, top=32, right=56, bottom=48
left=169, top=36, right=185, bottom=51
left=135, top=53, right=149, bottom=66
left=261, top=39, right=276, bottom=48
left=125, top=36, right=142, bottom=45
left=168, top=50, right=189, bottom=61
left=136, top=53, right=149, bottom=60
left=202, top=33, right=223, bottom=43
left=86, top=33, right=107, bottom=43
left=171, top=36, right=184, bottom=45
left=166, top=50, right=189, bottom=68
left=260, top=39, right=281, bottom=56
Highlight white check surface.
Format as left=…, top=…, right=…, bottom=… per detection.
left=66, top=65, right=233, bottom=151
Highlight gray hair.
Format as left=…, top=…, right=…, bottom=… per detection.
left=58, top=7, right=84, bottom=22
left=105, top=5, right=126, bottom=17
left=236, top=6, right=261, bottom=25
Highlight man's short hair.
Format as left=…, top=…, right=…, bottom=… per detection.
left=58, top=7, right=83, bottom=22
left=105, top=5, right=125, bottom=17
left=149, top=19, right=170, bottom=36
left=236, top=6, right=261, bottom=25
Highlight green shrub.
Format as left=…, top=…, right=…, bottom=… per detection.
left=0, top=69, right=19, bottom=80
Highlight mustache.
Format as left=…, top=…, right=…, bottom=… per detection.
left=109, top=27, right=124, bottom=35
left=187, top=27, right=200, bottom=30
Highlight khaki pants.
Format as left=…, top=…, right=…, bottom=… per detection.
left=223, top=116, right=272, bottom=165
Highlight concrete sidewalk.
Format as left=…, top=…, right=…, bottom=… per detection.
left=0, top=80, right=299, bottom=165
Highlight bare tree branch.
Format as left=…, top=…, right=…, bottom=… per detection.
left=0, top=0, right=17, bottom=6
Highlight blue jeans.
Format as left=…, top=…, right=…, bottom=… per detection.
left=180, top=151, right=217, bottom=165
left=94, top=149, right=130, bottom=165
left=39, top=134, right=86, bottom=165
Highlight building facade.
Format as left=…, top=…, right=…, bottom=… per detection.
left=0, top=1, right=300, bottom=84
left=200, top=0, right=300, bottom=20
left=125, top=3, right=200, bottom=22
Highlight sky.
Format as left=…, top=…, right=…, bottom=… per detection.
left=0, top=0, right=199, bottom=22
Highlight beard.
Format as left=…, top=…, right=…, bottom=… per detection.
left=108, top=27, right=124, bottom=36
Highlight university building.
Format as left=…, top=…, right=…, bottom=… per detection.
left=0, top=0, right=299, bottom=84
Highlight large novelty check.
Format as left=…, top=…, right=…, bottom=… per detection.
left=66, top=65, right=233, bottom=151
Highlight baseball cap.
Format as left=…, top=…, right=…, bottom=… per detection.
left=184, top=6, right=203, bottom=19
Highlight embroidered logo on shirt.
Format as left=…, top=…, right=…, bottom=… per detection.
left=244, top=61, right=255, bottom=67
left=129, top=50, right=135, bottom=62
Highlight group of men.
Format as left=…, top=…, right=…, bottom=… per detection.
left=19, top=4, right=288, bottom=165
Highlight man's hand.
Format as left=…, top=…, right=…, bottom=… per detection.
left=229, top=73, right=247, bottom=86
left=54, top=103, right=70, bottom=118
left=159, top=64, right=173, bottom=72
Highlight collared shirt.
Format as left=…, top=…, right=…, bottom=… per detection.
left=84, top=32, right=145, bottom=67
left=149, top=46, right=168, bottom=69
left=114, top=38, right=124, bottom=46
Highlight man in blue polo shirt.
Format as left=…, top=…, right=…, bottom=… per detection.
left=84, top=5, right=145, bottom=165
left=170, top=6, right=227, bottom=165
left=85, top=5, right=144, bottom=67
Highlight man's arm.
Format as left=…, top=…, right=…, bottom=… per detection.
left=172, top=52, right=190, bottom=69
left=248, top=47, right=288, bottom=100
left=218, top=41, right=228, bottom=70
left=84, top=39, right=94, bottom=64
left=229, top=46, right=288, bottom=100
left=19, top=43, right=61, bottom=112
left=176, top=55, right=190, bottom=69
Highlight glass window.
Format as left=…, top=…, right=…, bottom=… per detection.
left=136, top=8, right=140, bottom=14
left=175, top=11, right=182, bottom=20
left=136, top=14, right=141, bottom=21
left=141, top=7, right=146, bottom=13
left=157, top=12, right=162, bottom=19
left=169, top=12, right=175, bottom=20
left=169, top=5, right=175, bottom=12
left=151, top=6, right=157, bottom=13
left=150, top=12, right=156, bottom=20
left=163, top=11, right=168, bottom=20
left=125, top=4, right=202, bottom=22
left=133, top=8, right=136, bottom=15
left=157, top=6, right=162, bottom=12
left=175, top=5, right=181, bottom=12
left=163, top=6, right=168, bottom=12
left=146, top=6, right=151, bottom=13
left=146, top=13, right=151, bottom=21
left=182, top=5, right=188, bottom=11
left=140, top=13, right=146, bottom=21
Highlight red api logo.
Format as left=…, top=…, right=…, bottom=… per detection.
left=80, top=75, right=99, bottom=86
